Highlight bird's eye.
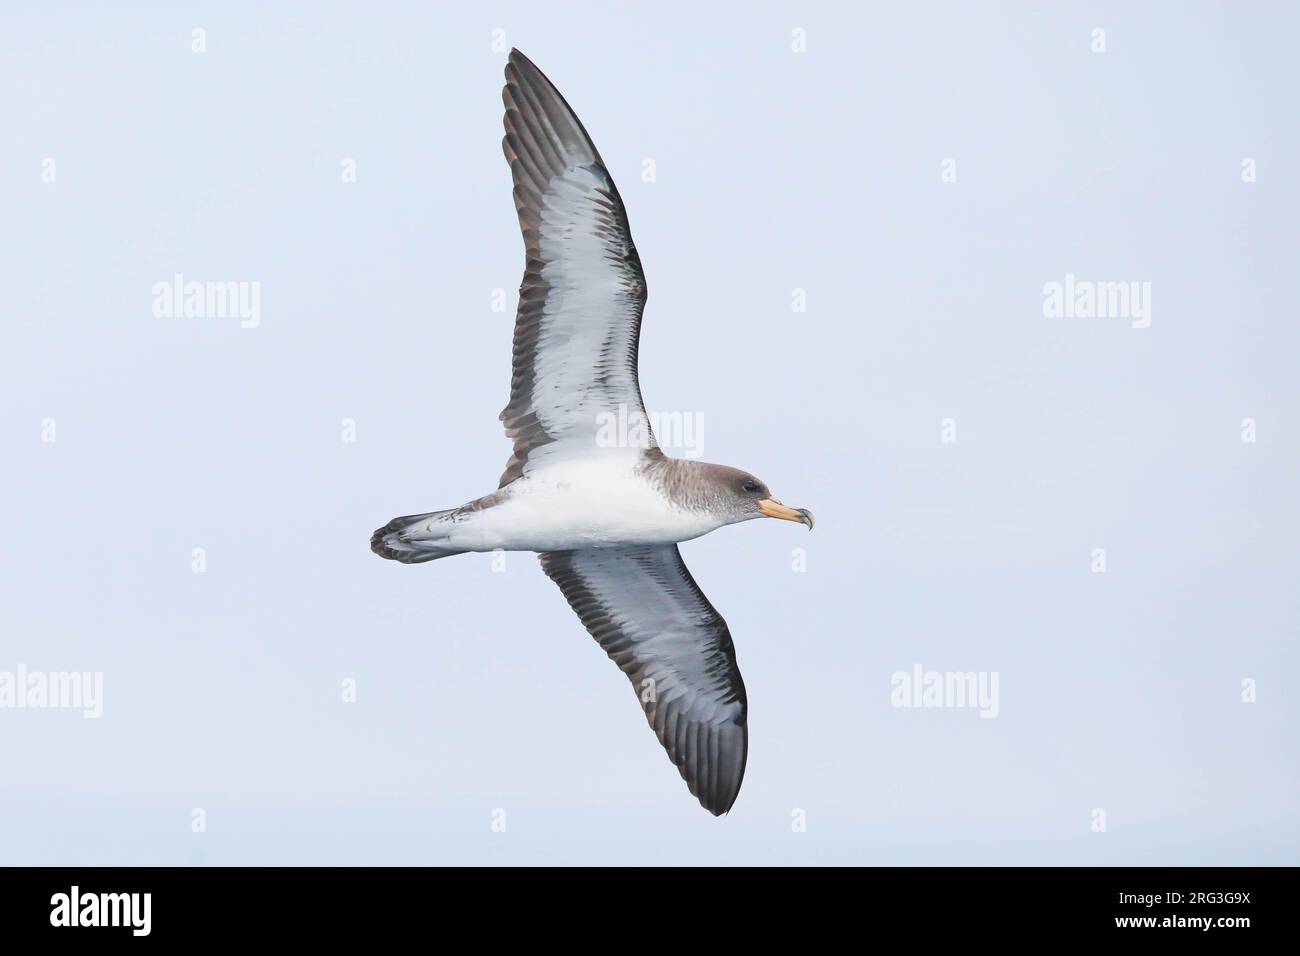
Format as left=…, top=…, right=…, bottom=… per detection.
left=741, top=479, right=760, bottom=494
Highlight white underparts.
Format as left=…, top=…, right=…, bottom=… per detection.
left=435, top=458, right=725, bottom=552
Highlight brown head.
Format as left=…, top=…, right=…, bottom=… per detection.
left=671, top=461, right=814, bottom=529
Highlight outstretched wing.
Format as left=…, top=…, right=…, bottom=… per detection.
left=539, top=545, right=748, bottom=815
left=499, top=49, right=653, bottom=487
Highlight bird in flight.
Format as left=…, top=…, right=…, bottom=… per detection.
left=372, top=49, right=813, bottom=815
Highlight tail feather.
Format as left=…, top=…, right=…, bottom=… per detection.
left=370, top=510, right=468, bottom=564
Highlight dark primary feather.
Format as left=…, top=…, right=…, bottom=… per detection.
left=539, top=545, right=749, bottom=815
left=499, top=49, right=652, bottom=487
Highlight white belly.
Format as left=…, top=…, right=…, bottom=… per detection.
left=445, top=460, right=719, bottom=552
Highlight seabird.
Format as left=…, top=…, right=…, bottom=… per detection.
left=372, top=49, right=813, bottom=815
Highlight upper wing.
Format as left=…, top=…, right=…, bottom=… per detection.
left=539, top=545, right=748, bottom=815
left=499, top=49, right=653, bottom=487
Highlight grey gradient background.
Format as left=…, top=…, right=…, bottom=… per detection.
left=2, top=1, right=1297, bottom=865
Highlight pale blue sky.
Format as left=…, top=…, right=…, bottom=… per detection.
left=1, top=1, right=1297, bottom=864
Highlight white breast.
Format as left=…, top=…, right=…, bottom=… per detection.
left=445, top=459, right=719, bottom=552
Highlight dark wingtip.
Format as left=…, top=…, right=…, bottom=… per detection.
left=705, top=790, right=739, bottom=816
